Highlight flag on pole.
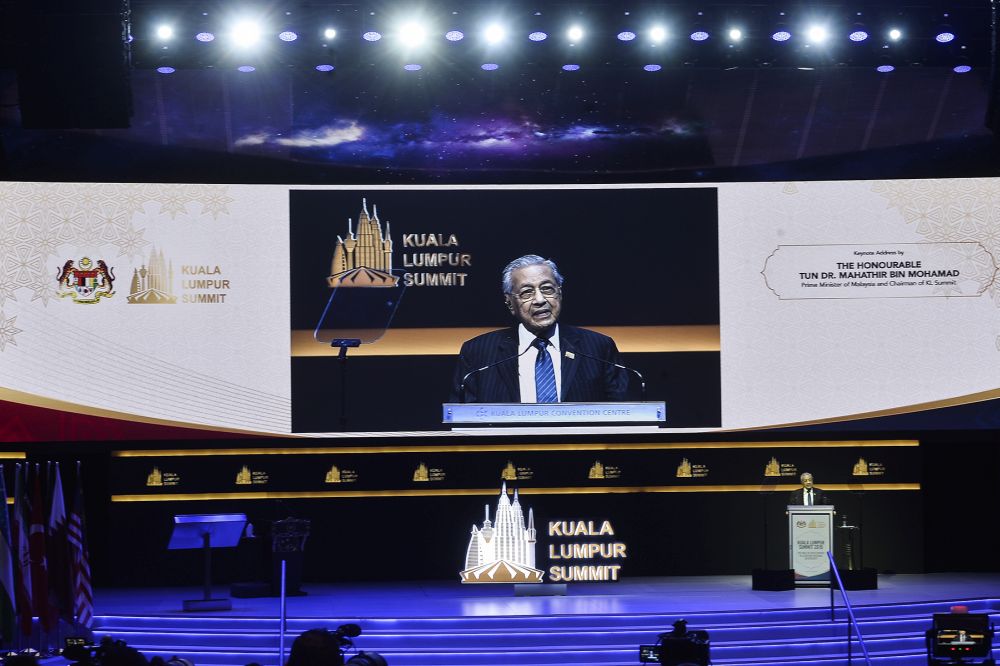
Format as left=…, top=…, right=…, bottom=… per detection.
left=28, top=464, right=52, bottom=631
left=47, top=463, right=73, bottom=626
left=0, top=465, right=17, bottom=642
left=12, top=464, right=32, bottom=636
left=67, top=464, right=92, bottom=629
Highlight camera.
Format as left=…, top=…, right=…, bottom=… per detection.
left=639, top=619, right=711, bottom=666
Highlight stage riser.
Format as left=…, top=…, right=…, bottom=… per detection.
left=91, top=607, right=1000, bottom=666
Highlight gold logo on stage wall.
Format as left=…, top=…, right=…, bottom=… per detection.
left=327, top=199, right=398, bottom=288
left=852, top=457, right=885, bottom=476
left=501, top=461, right=517, bottom=480
left=412, top=462, right=445, bottom=482
left=128, top=247, right=176, bottom=304
left=587, top=460, right=620, bottom=480
left=56, top=257, right=115, bottom=303
left=147, top=467, right=163, bottom=486
left=588, top=461, right=605, bottom=479
left=236, top=465, right=268, bottom=485
left=461, top=483, right=543, bottom=584
left=146, top=466, right=180, bottom=487
left=764, top=457, right=797, bottom=477
left=677, top=459, right=693, bottom=478
left=324, top=464, right=358, bottom=483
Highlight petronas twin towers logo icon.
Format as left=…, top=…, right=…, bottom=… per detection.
left=328, top=198, right=398, bottom=288
left=460, top=483, right=543, bottom=584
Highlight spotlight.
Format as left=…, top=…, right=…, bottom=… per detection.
left=562, top=63, right=580, bottom=71
left=481, top=63, right=499, bottom=71
left=528, top=31, right=548, bottom=42
left=315, top=64, right=334, bottom=71
left=445, top=30, right=464, bottom=41
left=876, top=64, right=894, bottom=72
left=649, top=26, right=666, bottom=43
left=484, top=23, right=506, bottom=44
left=727, top=28, right=743, bottom=42
left=888, top=28, right=902, bottom=41
left=690, top=31, right=709, bottom=41
left=231, top=21, right=262, bottom=47
left=398, top=22, right=427, bottom=47
left=567, top=25, right=584, bottom=42
left=237, top=65, right=256, bottom=72
left=935, top=31, right=955, bottom=43
left=156, top=66, right=175, bottom=74
left=643, top=64, right=662, bottom=72
left=806, top=25, right=828, bottom=44
left=772, top=30, right=791, bottom=42
left=323, top=28, right=337, bottom=40
left=155, top=25, right=174, bottom=41
left=362, top=31, right=382, bottom=42
left=953, top=64, right=971, bottom=73
left=278, top=31, right=298, bottom=42
left=849, top=30, right=869, bottom=42
left=617, top=31, right=637, bottom=42
left=195, top=32, right=215, bottom=42
left=403, top=63, right=422, bottom=71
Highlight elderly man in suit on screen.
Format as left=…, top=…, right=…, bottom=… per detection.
left=451, top=254, right=628, bottom=404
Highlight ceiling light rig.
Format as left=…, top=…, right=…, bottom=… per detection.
left=128, top=4, right=988, bottom=76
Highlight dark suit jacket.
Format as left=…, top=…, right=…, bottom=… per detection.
left=450, top=325, right=629, bottom=403
left=788, top=487, right=829, bottom=506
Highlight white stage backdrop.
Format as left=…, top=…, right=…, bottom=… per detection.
left=0, top=179, right=998, bottom=435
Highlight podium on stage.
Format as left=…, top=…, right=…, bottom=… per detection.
left=442, top=401, right=666, bottom=425
left=787, top=504, right=834, bottom=586
left=169, top=513, right=247, bottom=611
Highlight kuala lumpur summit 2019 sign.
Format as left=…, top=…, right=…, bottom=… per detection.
left=460, top=484, right=628, bottom=584
left=326, top=198, right=472, bottom=289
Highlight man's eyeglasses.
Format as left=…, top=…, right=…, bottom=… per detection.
left=512, top=285, right=560, bottom=302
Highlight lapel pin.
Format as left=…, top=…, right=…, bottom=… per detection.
left=565, top=351, right=575, bottom=359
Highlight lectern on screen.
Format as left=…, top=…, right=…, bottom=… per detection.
left=169, top=513, right=247, bottom=611
left=313, top=269, right=407, bottom=347
left=928, top=613, right=995, bottom=664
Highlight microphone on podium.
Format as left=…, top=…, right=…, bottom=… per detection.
left=458, top=345, right=533, bottom=403
left=564, top=347, right=647, bottom=400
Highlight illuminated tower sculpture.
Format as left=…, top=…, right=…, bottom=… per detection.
left=328, top=198, right=397, bottom=287
left=460, top=482, right=543, bottom=584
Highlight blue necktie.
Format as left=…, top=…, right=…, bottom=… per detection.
left=533, top=338, right=558, bottom=403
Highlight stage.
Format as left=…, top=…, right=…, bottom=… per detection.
left=89, top=574, right=1000, bottom=666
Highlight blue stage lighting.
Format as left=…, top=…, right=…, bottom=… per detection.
left=936, top=32, right=955, bottom=43
left=195, top=32, right=215, bottom=42
left=528, top=31, right=548, bottom=42
left=484, top=24, right=506, bottom=44
left=953, top=65, right=971, bottom=73
left=323, top=28, right=337, bottom=40
left=690, top=31, right=709, bottom=41
left=403, top=63, right=422, bottom=71
left=617, top=31, right=636, bottom=42
left=237, top=65, right=256, bottom=72
left=362, top=31, right=382, bottom=42
left=231, top=21, right=262, bottom=47
left=156, top=66, right=176, bottom=74
left=315, top=64, right=334, bottom=71
left=649, top=26, right=666, bottom=43
left=876, top=64, right=894, bottom=72
left=481, top=63, right=499, bottom=71
left=772, top=31, right=791, bottom=42
left=562, top=64, right=580, bottom=71
left=156, top=25, right=174, bottom=41
left=445, top=30, right=464, bottom=41
left=567, top=26, right=584, bottom=42
left=643, top=64, right=662, bottom=72
left=279, top=31, right=298, bottom=42
left=849, top=30, right=869, bottom=42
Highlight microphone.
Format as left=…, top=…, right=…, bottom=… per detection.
left=564, top=347, right=646, bottom=400
left=459, top=345, right=533, bottom=403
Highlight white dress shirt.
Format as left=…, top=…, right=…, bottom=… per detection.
left=517, top=323, right=562, bottom=403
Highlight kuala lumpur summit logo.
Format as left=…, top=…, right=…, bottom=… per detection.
left=56, top=257, right=115, bottom=303
left=460, top=483, right=543, bottom=584
left=128, top=247, right=176, bottom=304
left=327, top=198, right=398, bottom=288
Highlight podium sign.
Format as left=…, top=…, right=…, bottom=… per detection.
left=787, top=505, right=834, bottom=585
left=443, top=401, right=665, bottom=425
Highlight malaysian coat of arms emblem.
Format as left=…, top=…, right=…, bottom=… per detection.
left=56, top=257, right=115, bottom=303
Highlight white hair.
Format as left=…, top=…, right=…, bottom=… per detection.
left=501, top=255, right=564, bottom=294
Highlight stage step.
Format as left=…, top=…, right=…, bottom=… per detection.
left=91, top=599, right=1000, bottom=666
